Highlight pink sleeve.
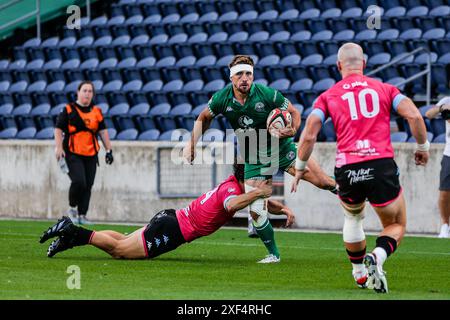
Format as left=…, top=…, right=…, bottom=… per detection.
left=387, top=83, right=401, bottom=101
left=218, top=182, right=242, bottom=211
left=312, top=94, right=328, bottom=119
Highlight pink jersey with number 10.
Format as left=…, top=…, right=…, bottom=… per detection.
left=313, top=74, right=403, bottom=168
left=176, top=175, right=244, bottom=242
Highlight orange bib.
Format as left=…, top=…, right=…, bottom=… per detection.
left=66, top=103, right=103, bottom=156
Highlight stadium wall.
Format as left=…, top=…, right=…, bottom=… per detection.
left=284, top=143, right=444, bottom=235
left=0, top=140, right=443, bottom=234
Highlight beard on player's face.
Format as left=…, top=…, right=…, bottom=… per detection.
left=235, top=79, right=252, bottom=94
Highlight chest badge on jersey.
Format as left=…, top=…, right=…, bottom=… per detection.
left=238, top=115, right=254, bottom=128
left=255, top=102, right=265, bottom=112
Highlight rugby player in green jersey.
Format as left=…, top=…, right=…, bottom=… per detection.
left=183, top=55, right=336, bottom=263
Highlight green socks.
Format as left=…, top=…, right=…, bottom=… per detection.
left=254, top=219, right=280, bottom=258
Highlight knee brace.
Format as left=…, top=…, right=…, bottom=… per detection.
left=342, top=204, right=366, bottom=243
left=245, top=184, right=268, bottom=228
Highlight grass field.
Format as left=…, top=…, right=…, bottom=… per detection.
left=0, top=219, right=449, bottom=300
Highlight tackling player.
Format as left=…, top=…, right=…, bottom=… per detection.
left=183, top=55, right=337, bottom=263
left=291, top=43, right=429, bottom=293
left=39, top=163, right=295, bottom=259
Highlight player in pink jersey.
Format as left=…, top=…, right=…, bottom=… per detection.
left=290, top=43, right=429, bottom=293
left=40, top=163, right=295, bottom=260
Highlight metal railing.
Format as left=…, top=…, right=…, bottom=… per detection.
left=366, top=47, right=432, bottom=106
left=0, top=0, right=92, bottom=40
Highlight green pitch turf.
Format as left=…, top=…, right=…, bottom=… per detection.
left=0, top=219, right=449, bottom=300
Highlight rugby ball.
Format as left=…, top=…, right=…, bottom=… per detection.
left=267, top=108, right=292, bottom=133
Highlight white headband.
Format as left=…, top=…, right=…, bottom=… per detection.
left=230, top=64, right=254, bottom=77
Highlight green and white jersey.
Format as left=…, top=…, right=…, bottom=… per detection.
left=208, top=83, right=294, bottom=167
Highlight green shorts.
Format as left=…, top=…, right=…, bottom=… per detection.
left=244, top=142, right=297, bottom=180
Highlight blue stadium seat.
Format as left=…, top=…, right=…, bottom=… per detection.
left=109, top=103, right=129, bottom=116
left=35, top=127, right=54, bottom=139
left=31, top=103, right=51, bottom=116
left=136, top=57, right=156, bottom=68
left=431, top=64, right=449, bottom=95
left=430, top=118, right=446, bottom=137
left=162, top=80, right=183, bottom=92
left=313, top=78, right=335, bottom=92
left=27, top=80, right=46, bottom=93
left=0, top=127, right=18, bottom=139
left=259, top=55, right=280, bottom=66
left=204, top=79, right=225, bottom=92
left=107, top=127, right=117, bottom=140
left=12, top=103, right=32, bottom=116
left=142, top=80, right=163, bottom=92
left=433, top=133, right=446, bottom=143
left=138, top=129, right=160, bottom=141
left=116, top=128, right=138, bottom=140
left=202, top=128, right=225, bottom=142
left=0, top=103, right=13, bottom=115
left=322, top=119, right=336, bottom=142
left=407, top=132, right=434, bottom=143
left=368, top=53, right=391, bottom=66
left=391, top=132, right=408, bottom=142
left=279, top=54, right=301, bottom=66
left=183, top=79, right=204, bottom=92
left=16, top=127, right=37, bottom=139
left=97, top=103, right=109, bottom=115
left=159, top=128, right=191, bottom=141
left=176, top=56, right=196, bottom=67
left=290, top=79, right=313, bottom=91
left=269, top=79, right=290, bottom=91
left=0, top=81, right=9, bottom=92
left=9, top=81, right=28, bottom=93
left=196, top=55, right=216, bottom=67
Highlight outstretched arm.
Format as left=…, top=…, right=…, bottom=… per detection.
left=183, top=108, right=214, bottom=163
left=396, top=97, right=429, bottom=166
left=267, top=199, right=295, bottom=227
left=225, top=181, right=272, bottom=213
left=291, top=113, right=323, bottom=193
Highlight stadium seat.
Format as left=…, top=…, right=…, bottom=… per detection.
left=202, top=128, right=225, bottom=142
left=269, top=79, right=290, bottom=91
left=0, top=127, right=18, bottom=139
left=433, top=133, right=446, bottom=143
left=116, top=128, right=138, bottom=140
left=407, top=132, right=434, bottom=143
left=313, top=78, right=335, bottom=92
left=16, top=127, right=37, bottom=139
left=0, top=103, right=13, bottom=115
left=109, top=103, right=129, bottom=116
left=107, top=127, right=117, bottom=140
left=204, top=80, right=225, bottom=92
left=122, top=80, right=143, bottom=92
left=138, top=129, right=160, bottom=141
left=322, top=119, right=336, bottom=142
left=35, top=127, right=55, bottom=139
left=391, top=132, right=408, bottom=142
left=430, top=118, right=446, bottom=137
left=159, top=128, right=191, bottom=141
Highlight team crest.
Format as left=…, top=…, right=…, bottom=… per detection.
left=255, top=102, right=265, bottom=112
left=287, top=151, right=295, bottom=161
left=238, top=115, right=254, bottom=128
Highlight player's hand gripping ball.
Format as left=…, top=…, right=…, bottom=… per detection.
left=266, top=108, right=292, bottom=137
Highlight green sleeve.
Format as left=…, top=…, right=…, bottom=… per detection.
left=265, top=86, right=289, bottom=111
left=207, top=93, right=224, bottom=118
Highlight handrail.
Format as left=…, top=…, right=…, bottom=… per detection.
left=0, top=0, right=92, bottom=40
left=0, top=0, right=41, bottom=39
left=366, top=47, right=432, bottom=106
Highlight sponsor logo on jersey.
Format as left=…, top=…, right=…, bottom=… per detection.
left=226, top=106, right=233, bottom=112
left=345, top=168, right=374, bottom=185
left=227, top=187, right=235, bottom=193
left=343, top=81, right=368, bottom=90
left=287, top=151, right=295, bottom=161
left=238, top=115, right=254, bottom=128
left=255, top=102, right=265, bottom=112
